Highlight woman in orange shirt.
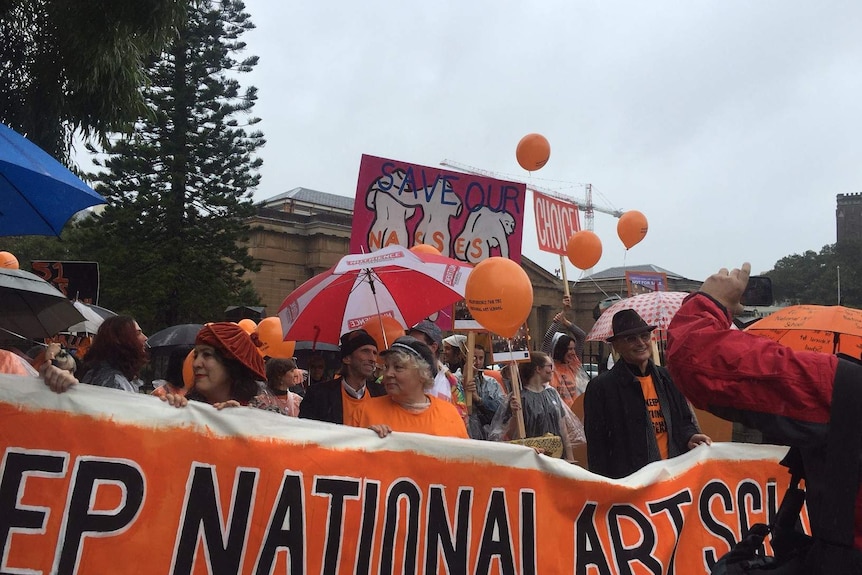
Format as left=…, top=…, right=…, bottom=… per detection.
left=352, top=336, right=468, bottom=439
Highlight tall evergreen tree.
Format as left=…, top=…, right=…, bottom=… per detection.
left=77, top=0, right=264, bottom=330
left=0, top=0, right=187, bottom=161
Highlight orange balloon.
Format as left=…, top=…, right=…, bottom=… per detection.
left=255, top=317, right=296, bottom=358
left=237, top=318, right=257, bottom=334
left=515, top=133, right=551, bottom=171
left=465, top=257, right=533, bottom=338
left=0, top=251, right=19, bottom=269
left=567, top=230, right=603, bottom=270
left=362, top=315, right=405, bottom=354
left=410, top=244, right=442, bottom=256
left=183, top=350, right=195, bottom=389
left=617, top=210, right=648, bottom=249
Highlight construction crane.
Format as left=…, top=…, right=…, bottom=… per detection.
left=439, top=159, right=624, bottom=231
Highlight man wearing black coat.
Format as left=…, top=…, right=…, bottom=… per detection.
left=584, top=309, right=711, bottom=478
left=299, top=329, right=386, bottom=424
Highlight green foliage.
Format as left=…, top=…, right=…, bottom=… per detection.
left=765, top=241, right=862, bottom=307
left=0, top=0, right=187, bottom=161
left=0, top=233, right=80, bottom=269
left=76, top=0, right=263, bottom=333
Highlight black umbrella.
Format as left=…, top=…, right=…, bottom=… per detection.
left=0, top=268, right=85, bottom=339
left=146, top=324, right=204, bottom=348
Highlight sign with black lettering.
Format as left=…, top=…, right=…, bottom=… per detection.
left=350, top=155, right=527, bottom=264
left=0, top=376, right=801, bottom=574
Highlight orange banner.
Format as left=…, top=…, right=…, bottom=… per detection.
left=0, top=376, right=799, bottom=574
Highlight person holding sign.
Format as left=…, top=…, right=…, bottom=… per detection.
left=541, top=296, right=588, bottom=409
left=351, top=336, right=468, bottom=439
left=491, top=352, right=580, bottom=461
left=584, top=310, right=710, bottom=478
left=459, top=344, right=507, bottom=440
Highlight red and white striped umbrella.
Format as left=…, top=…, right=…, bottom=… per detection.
left=586, top=291, right=689, bottom=342
left=277, top=245, right=472, bottom=345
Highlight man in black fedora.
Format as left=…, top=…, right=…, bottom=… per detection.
left=583, top=308, right=711, bottom=478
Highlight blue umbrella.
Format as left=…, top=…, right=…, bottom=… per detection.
left=0, top=123, right=106, bottom=236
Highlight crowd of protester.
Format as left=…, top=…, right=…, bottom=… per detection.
left=11, top=291, right=719, bottom=473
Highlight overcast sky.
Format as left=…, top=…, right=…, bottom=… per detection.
left=240, top=0, right=862, bottom=284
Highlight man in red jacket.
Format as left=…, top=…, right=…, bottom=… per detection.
left=666, top=262, right=862, bottom=559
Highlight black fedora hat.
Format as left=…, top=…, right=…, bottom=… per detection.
left=607, top=309, right=657, bottom=342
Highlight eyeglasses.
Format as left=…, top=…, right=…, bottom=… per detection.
left=622, top=332, right=652, bottom=345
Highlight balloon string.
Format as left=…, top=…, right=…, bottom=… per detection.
left=621, top=249, right=629, bottom=295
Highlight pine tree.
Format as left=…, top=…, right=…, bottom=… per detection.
left=0, top=0, right=186, bottom=161
left=77, top=0, right=264, bottom=330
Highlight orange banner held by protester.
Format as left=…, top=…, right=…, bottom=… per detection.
left=0, top=375, right=799, bottom=574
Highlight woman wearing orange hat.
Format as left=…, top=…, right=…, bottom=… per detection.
left=161, top=322, right=266, bottom=409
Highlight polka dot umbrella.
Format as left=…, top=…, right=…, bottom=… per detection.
left=586, top=291, right=690, bottom=342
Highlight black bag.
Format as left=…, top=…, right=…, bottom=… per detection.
left=712, top=356, right=862, bottom=575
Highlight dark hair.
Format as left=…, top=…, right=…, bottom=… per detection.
left=552, top=334, right=574, bottom=363
left=165, top=345, right=194, bottom=387
left=187, top=346, right=260, bottom=404
left=519, top=352, right=550, bottom=383
left=308, top=353, right=325, bottom=368
left=265, top=357, right=296, bottom=389
left=83, top=315, right=148, bottom=380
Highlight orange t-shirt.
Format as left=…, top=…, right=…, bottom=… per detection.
left=351, top=395, right=469, bottom=439
left=637, top=374, right=669, bottom=459
left=551, top=361, right=581, bottom=409
left=341, top=385, right=374, bottom=425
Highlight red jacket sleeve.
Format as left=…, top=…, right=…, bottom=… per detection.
left=666, top=293, right=836, bottom=426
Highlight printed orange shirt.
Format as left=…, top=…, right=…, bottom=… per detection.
left=637, top=374, right=669, bottom=459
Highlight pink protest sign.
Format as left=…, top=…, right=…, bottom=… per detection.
left=350, top=155, right=526, bottom=264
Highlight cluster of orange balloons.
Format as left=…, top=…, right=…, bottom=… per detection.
left=0, top=251, right=19, bottom=270
left=465, top=257, right=533, bottom=338
left=255, top=317, right=296, bottom=359
left=516, top=133, right=550, bottom=172
left=563, top=211, right=649, bottom=270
